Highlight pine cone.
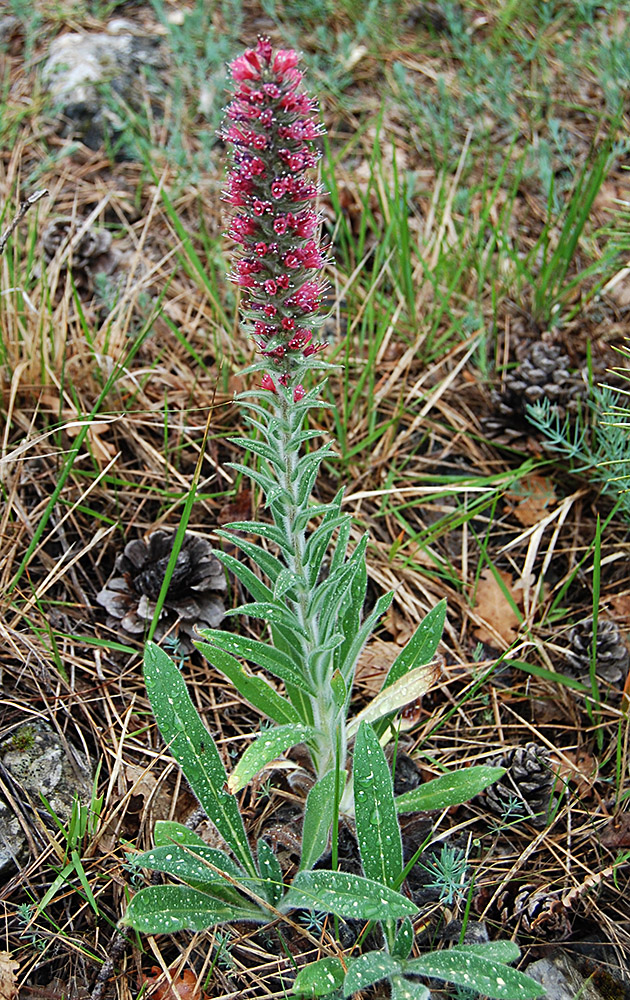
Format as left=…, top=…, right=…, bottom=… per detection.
left=41, top=217, right=121, bottom=294
left=97, top=530, right=227, bottom=651
left=486, top=339, right=585, bottom=442
left=484, top=743, right=555, bottom=827
left=497, top=883, right=571, bottom=941
left=566, top=618, right=629, bottom=686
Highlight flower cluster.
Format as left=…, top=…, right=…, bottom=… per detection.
left=222, top=38, right=329, bottom=397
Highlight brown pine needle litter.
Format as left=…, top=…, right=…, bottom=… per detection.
left=2, top=2, right=630, bottom=998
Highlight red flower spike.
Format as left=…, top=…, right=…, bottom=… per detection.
left=223, top=39, right=329, bottom=393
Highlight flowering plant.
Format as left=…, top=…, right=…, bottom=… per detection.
left=122, top=39, right=544, bottom=1000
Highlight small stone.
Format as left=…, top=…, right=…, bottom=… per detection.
left=0, top=721, right=93, bottom=874
left=40, top=27, right=165, bottom=149
left=526, top=952, right=610, bottom=1000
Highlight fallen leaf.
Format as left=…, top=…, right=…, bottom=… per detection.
left=552, top=750, right=598, bottom=798
left=505, top=474, right=557, bottom=527
left=599, top=813, right=630, bottom=850
left=143, top=967, right=201, bottom=1000
left=0, top=952, right=19, bottom=1000
left=472, top=569, right=521, bottom=647
left=355, top=638, right=402, bottom=696
left=384, top=606, right=416, bottom=646
left=607, top=592, right=630, bottom=623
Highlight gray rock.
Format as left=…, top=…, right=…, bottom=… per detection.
left=526, top=952, right=617, bottom=1000
left=40, top=24, right=164, bottom=148
left=0, top=720, right=93, bottom=874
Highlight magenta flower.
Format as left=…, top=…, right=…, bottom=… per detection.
left=222, top=38, right=328, bottom=392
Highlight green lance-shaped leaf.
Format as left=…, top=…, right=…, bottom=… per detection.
left=392, top=917, right=414, bottom=960
left=227, top=724, right=316, bottom=794
left=215, top=532, right=284, bottom=586
left=131, top=844, right=250, bottom=886
left=257, top=838, right=284, bottom=907
left=342, top=952, right=403, bottom=998
left=197, top=628, right=312, bottom=699
left=390, top=976, right=430, bottom=1000
left=354, top=723, right=402, bottom=889
left=220, top=519, right=294, bottom=555
left=122, top=885, right=260, bottom=934
left=293, top=957, right=345, bottom=997
left=282, top=870, right=418, bottom=922
left=395, top=765, right=506, bottom=814
left=339, top=589, right=394, bottom=687
left=224, top=601, right=309, bottom=638
left=226, top=461, right=291, bottom=506
left=195, top=640, right=302, bottom=726
left=144, top=643, right=256, bottom=877
left=228, top=436, right=278, bottom=464
left=153, top=820, right=212, bottom=849
left=373, top=600, right=446, bottom=739
left=274, top=567, right=302, bottom=599
left=404, top=951, right=545, bottom=999
left=383, top=600, right=446, bottom=690
left=300, top=768, right=346, bottom=871
left=451, top=942, right=522, bottom=964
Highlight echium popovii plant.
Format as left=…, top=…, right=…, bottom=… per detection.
left=122, top=39, right=544, bottom=1000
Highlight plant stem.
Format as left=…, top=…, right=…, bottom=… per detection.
left=273, top=391, right=347, bottom=781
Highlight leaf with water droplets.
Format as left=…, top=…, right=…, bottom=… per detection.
left=227, top=724, right=316, bottom=793
left=194, top=638, right=302, bottom=726
left=392, top=917, right=414, bottom=960
left=131, top=844, right=247, bottom=885
left=390, top=975, right=430, bottom=1000
left=257, top=839, right=284, bottom=906
left=293, top=957, right=345, bottom=997
left=153, top=821, right=207, bottom=849
left=144, top=643, right=256, bottom=877
left=342, top=952, right=402, bottom=997
left=300, top=768, right=346, bottom=871
left=404, top=950, right=545, bottom=998
left=122, top=885, right=259, bottom=933
left=354, top=722, right=402, bottom=889
left=282, top=870, right=417, bottom=921
left=451, top=942, right=521, bottom=965
left=395, top=765, right=506, bottom=814
left=197, top=630, right=315, bottom=695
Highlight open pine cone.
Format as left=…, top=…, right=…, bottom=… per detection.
left=97, top=531, right=227, bottom=650
left=497, top=883, right=571, bottom=941
left=484, top=742, right=555, bottom=827
left=486, top=339, right=585, bottom=442
left=41, top=217, right=121, bottom=295
left=565, top=618, right=629, bottom=686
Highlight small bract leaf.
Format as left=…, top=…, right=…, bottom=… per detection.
left=293, top=957, right=345, bottom=997
left=228, top=724, right=316, bottom=793
left=343, top=952, right=402, bottom=998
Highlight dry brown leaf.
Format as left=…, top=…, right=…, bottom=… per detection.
left=472, top=568, right=521, bottom=646
left=143, top=967, right=201, bottom=1000
left=0, top=952, right=19, bottom=1000
left=505, top=474, right=557, bottom=527
left=606, top=592, right=630, bottom=623
left=599, top=812, right=630, bottom=850
left=552, top=749, right=598, bottom=798
left=355, top=638, right=402, bottom=696
left=384, top=605, right=416, bottom=646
